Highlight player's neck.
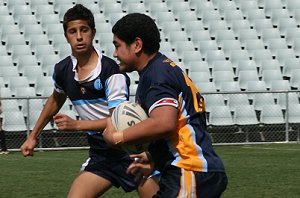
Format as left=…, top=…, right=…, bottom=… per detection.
left=136, top=52, right=157, bottom=71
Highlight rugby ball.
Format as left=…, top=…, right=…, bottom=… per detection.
left=111, top=102, right=149, bottom=154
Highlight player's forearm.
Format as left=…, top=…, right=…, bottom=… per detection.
left=74, top=119, right=107, bottom=132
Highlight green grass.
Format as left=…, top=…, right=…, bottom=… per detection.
left=0, top=143, right=299, bottom=198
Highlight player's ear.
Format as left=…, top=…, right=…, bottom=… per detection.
left=134, top=37, right=143, bottom=53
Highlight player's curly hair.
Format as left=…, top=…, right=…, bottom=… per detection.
left=63, top=4, right=95, bottom=32
left=112, top=13, right=161, bottom=55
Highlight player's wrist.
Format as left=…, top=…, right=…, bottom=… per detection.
left=113, top=131, right=124, bottom=145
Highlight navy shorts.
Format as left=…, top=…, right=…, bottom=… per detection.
left=153, top=165, right=228, bottom=198
left=80, top=148, right=138, bottom=192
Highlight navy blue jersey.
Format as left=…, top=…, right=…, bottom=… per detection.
left=136, top=52, right=225, bottom=173
left=53, top=49, right=129, bottom=153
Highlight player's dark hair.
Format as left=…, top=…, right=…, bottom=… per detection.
left=112, top=13, right=160, bottom=54
left=63, top=4, right=95, bottom=32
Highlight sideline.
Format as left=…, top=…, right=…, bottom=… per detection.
left=242, top=145, right=300, bottom=151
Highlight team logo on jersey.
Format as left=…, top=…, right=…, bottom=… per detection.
left=94, top=79, right=102, bottom=90
left=80, top=87, right=86, bottom=94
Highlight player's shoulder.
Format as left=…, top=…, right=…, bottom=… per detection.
left=55, top=56, right=72, bottom=71
left=101, top=55, right=119, bottom=70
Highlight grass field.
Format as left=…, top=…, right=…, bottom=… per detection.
left=0, top=143, right=299, bottom=198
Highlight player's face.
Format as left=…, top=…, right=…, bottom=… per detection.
left=113, top=35, right=137, bottom=73
left=65, top=20, right=95, bottom=55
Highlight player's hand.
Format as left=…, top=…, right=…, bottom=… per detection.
left=53, top=113, right=77, bottom=131
left=103, top=117, right=124, bottom=146
left=20, top=138, right=36, bottom=157
left=127, top=152, right=155, bottom=184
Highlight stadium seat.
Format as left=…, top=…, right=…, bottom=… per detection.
left=221, top=40, right=243, bottom=57
left=269, top=8, right=291, bottom=26
left=245, top=9, right=266, bottom=26
left=215, top=29, right=237, bottom=45
left=191, top=30, right=212, bottom=46
left=0, top=5, right=10, bottom=16
left=287, top=104, right=300, bottom=124
left=16, top=55, right=39, bottom=73
left=277, top=92, right=299, bottom=110
left=174, top=41, right=196, bottom=61
left=0, top=55, right=14, bottom=67
left=184, top=20, right=205, bottom=37
left=8, top=76, right=30, bottom=95
left=23, top=66, right=44, bottom=85
left=261, top=28, right=282, bottom=44
left=270, top=79, right=292, bottom=100
left=253, top=93, right=276, bottom=111
left=229, top=49, right=251, bottom=66
left=10, top=45, right=33, bottom=63
left=231, top=19, right=252, bottom=34
left=202, top=10, right=222, bottom=27
left=208, top=20, right=229, bottom=38
left=262, top=0, right=284, bottom=16
left=17, top=15, right=38, bottom=32
left=216, top=0, right=238, bottom=17
left=238, top=29, right=259, bottom=45
left=198, top=40, right=218, bottom=59
left=245, top=80, right=268, bottom=101
left=178, top=10, right=198, bottom=24
left=253, top=19, right=273, bottom=36
left=196, top=82, right=217, bottom=93
left=35, top=76, right=54, bottom=95
left=0, top=66, right=20, bottom=83
left=0, top=46, right=7, bottom=56
left=34, top=44, right=56, bottom=62
left=235, top=60, right=258, bottom=76
left=290, top=69, right=300, bottom=89
left=234, top=104, right=259, bottom=126
left=2, top=111, right=27, bottom=132
left=238, top=70, right=260, bottom=90
left=276, top=49, right=297, bottom=66
left=224, top=9, right=244, bottom=27
left=261, top=69, right=283, bottom=88
left=23, top=24, right=44, bottom=40
left=212, top=70, right=235, bottom=90
left=278, top=18, right=298, bottom=35
left=6, top=0, right=27, bottom=12
left=149, top=2, right=170, bottom=17
left=252, top=49, right=273, bottom=67
left=244, top=39, right=265, bottom=56
left=285, top=28, right=300, bottom=46
left=40, top=14, right=60, bottom=31
left=1, top=99, right=20, bottom=112
left=181, top=50, right=202, bottom=66
left=240, top=0, right=259, bottom=12
left=206, top=50, right=226, bottom=65
left=28, top=34, right=50, bottom=50
left=33, top=5, right=55, bottom=21
left=260, top=104, right=285, bottom=125
left=11, top=5, right=33, bottom=20
left=189, top=71, right=211, bottom=84
left=259, top=59, right=281, bottom=77
left=267, top=38, right=289, bottom=56
left=227, top=94, right=250, bottom=111
left=191, top=0, right=214, bottom=15
left=188, top=61, right=210, bottom=74
left=45, top=23, right=64, bottom=41
left=208, top=105, right=234, bottom=126
left=212, top=60, right=235, bottom=74
left=282, top=58, right=300, bottom=78
left=161, top=21, right=183, bottom=37
left=5, top=35, right=27, bottom=53
left=28, top=110, right=53, bottom=130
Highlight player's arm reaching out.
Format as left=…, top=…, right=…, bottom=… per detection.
left=53, top=113, right=107, bottom=132
left=20, top=90, right=67, bottom=156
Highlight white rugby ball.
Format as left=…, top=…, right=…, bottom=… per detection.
left=111, top=102, right=149, bottom=154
